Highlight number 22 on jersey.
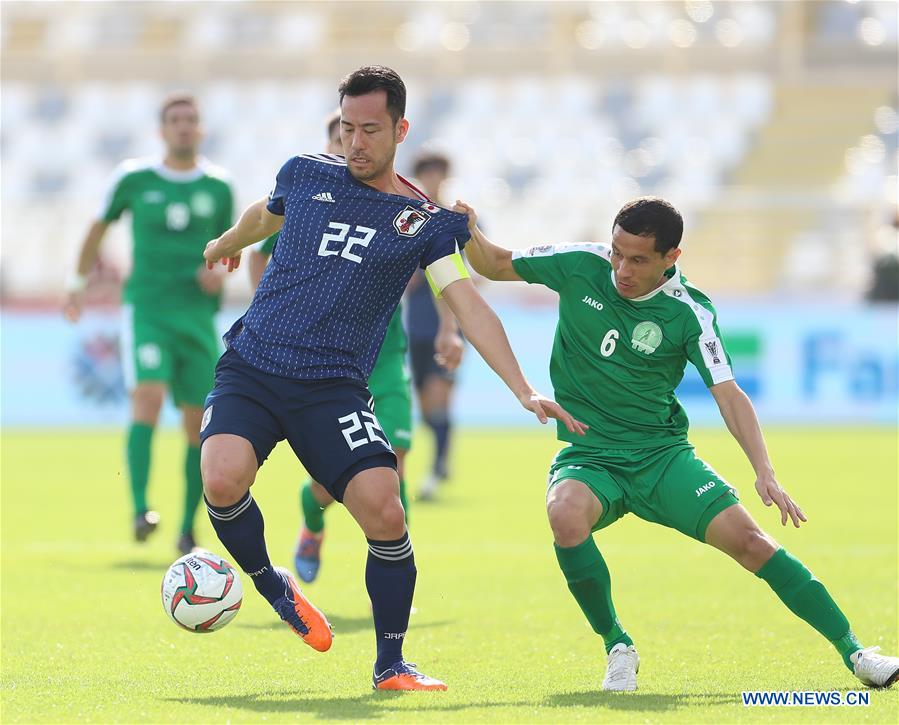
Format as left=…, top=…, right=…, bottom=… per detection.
left=318, top=222, right=376, bottom=264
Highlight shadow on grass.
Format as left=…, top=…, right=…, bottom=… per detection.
left=234, top=615, right=454, bottom=635
left=164, top=690, right=527, bottom=720
left=547, top=691, right=737, bottom=711
left=108, top=559, right=170, bottom=572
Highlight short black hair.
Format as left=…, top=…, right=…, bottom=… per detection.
left=338, top=65, right=406, bottom=124
left=325, top=109, right=340, bottom=139
left=159, top=91, right=198, bottom=123
left=413, top=152, right=451, bottom=177
left=613, top=197, right=683, bottom=254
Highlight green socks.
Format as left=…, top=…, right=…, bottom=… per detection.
left=756, top=548, right=860, bottom=671
left=555, top=540, right=859, bottom=670
left=300, top=477, right=410, bottom=532
left=555, top=537, right=633, bottom=653
left=301, top=481, right=326, bottom=533
left=180, top=446, right=203, bottom=535
left=126, top=422, right=154, bottom=515
left=399, top=477, right=410, bottom=525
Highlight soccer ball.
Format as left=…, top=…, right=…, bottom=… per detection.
left=161, top=550, right=243, bottom=632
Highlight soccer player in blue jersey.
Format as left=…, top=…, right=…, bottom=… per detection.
left=200, top=66, right=586, bottom=691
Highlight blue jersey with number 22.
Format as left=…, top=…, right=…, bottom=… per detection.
left=225, top=153, right=470, bottom=382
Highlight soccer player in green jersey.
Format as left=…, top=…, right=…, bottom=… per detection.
left=456, top=197, right=899, bottom=690
left=64, top=93, right=235, bottom=554
left=248, top=111, right=463, bottom=583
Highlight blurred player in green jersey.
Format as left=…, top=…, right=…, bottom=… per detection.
left=457, top=197, right=898, bottom=690
left=248, top=112, right=463, bottom=583
left=64, top=93, right=234, bottom=554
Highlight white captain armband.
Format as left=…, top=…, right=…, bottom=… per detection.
left=424, top=252, right=469, bottom=297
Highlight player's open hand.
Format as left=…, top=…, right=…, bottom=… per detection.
left=756, top=473, right=806, bottom=528
left=519, top=391, right=588, bottom=436
left=204, top=239, right=241, bottom=273
left=453, top=200, right=478, bottom=233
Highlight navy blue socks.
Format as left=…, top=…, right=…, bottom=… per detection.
left=425, top=410, right=451, bottom=477
left=366, top=531, right=416, bottom=671
left=205, top=492, right=283, bottom=603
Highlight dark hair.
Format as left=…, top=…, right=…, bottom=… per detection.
left=159, top=91, right=198, bottom=123
left=613, top=197, right=683, bottom=254
left=325, top=109, right=340, bottom=139
left=338, top=65, right=406, bottom=124
left=413, top=152, right=451, bottom=177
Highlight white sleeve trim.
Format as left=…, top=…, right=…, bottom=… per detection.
left=96, top=157, right=153, bottom=220
left=664, top=281, right=734, bottom=384
left=512, top=242, right=610, bottom=261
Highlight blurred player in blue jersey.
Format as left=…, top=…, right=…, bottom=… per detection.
left=405, top=152, right=462, bottom=501
left=200, top=66, right=586, bottom=691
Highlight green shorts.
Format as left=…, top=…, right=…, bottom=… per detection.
left=368, top=347, right=413, bottom=452
left=121, top=304, right=220, bottom=408
left=548, top=442, right=739, bottom=542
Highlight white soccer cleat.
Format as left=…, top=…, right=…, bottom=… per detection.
left=417, top=473, right=441, bottom=501
left=851, top=646, right=899, bottom=688
left=602, top=643, right=639, bottom=691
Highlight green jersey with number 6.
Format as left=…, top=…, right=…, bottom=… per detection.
left=511, top=243, right=733, bottom=450
left=99, top=157, right=234, bottom=312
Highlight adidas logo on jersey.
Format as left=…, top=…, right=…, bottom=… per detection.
left=312, top=192, right=335, bottom=203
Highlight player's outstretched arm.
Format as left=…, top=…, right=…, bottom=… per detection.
left=452, top=201, right=522, bottom=282
left=442, top=278, right=587, bottom=435
left=63, top=220, right=110, bottom=323
left=204, top=197, right=283, bottom=273
left=710, top=380, right=807, bottom=528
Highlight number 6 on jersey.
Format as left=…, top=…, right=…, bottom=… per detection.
left=600, top=329, right=619, bottom=357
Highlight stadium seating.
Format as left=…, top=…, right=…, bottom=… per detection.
left=0, top=1, right=895, bottom=301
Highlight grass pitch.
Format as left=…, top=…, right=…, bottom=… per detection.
left=1, top=427, right=896, bottom=723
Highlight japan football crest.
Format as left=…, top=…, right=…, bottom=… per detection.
left=393, top=206, right=431, bottom=237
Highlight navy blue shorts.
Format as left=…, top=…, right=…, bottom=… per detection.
left=409, top=339, right=456, bottom=389
left=200, top=348, right=396, bottom=502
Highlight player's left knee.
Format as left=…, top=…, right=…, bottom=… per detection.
left=370, top=497, right=406, bottom=539
left=738, top=528, right=777, bottom=568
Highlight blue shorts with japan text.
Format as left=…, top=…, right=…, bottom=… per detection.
left=200, top=348, right=396, bottom=502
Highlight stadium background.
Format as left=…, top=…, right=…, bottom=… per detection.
left=1, top=1, right=897, bottom=722
left=1, top=0, right=897, bottom=428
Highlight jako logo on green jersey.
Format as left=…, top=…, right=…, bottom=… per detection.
left=631, top=321, right=663, bottom=354
left=695, top=481, right=717, bottom=497
left=580, top=295, right=604, bottom=311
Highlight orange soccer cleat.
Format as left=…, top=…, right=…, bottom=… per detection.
left=373, top=661, right=447, bottom=691
left=272, top=567, right=332, bottom=652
